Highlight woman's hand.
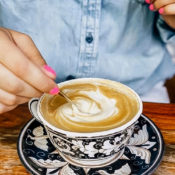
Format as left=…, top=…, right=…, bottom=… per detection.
left=146, top=0, right=175, bottom=29
left=0, top=27, right=59, bottom=114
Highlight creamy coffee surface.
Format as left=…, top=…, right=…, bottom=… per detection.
left=40, top=82, right=140, bottom=132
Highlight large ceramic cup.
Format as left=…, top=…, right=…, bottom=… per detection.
left=29, top=78, right=142, bottom=168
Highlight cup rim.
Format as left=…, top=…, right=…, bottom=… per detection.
left=37, top=78, right=143, bottom=137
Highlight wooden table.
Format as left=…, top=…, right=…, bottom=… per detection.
left=0, top=102, right=175, bottom=175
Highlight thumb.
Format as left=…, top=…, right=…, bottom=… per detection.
left=7, top=29, right=56, bottom=79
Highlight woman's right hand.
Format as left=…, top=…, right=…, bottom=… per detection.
left=0, top=27, right=59, bottom=114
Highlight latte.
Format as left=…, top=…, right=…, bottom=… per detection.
left=40, top=80, right=140, bottom=132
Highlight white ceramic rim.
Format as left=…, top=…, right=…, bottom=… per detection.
left=36, top=78, right=143, bottom=137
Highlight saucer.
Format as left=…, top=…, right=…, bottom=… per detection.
left=17, top=114, right=164, bottom=175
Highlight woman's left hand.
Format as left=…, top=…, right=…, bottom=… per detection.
left=147, top=0, right=175, bottom=29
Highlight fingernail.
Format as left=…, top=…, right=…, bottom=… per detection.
left=43, top=65, right=56, bottom=76
left=159, top=8, right=164, bottom=14
left=145, top=0, right=151, bottom=4
left=49, top=87, right=60, bottom=95
left=149, top=4, right=154, bottom=11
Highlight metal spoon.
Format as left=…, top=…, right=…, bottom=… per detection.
left=59, top=90, right=82, bottom=112
left=59, top=91, right=74, bottom=105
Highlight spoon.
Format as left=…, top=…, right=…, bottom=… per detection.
left=59, top=90, right=74, bottom=105
left=59, top=90, right=82, bottom=112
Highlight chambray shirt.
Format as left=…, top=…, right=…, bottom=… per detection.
left=0, top=0, right=175, bottom=95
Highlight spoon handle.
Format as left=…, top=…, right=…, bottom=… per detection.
left=59, top=90, right=83, bottom=112
left=59, top=91, right=73, bottom=104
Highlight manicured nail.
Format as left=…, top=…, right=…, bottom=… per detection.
left=145, top=0, right=151, bottom=4
left=159, top=8, right=164, bottom=14
left=49, top=87, right=60, bottom=95
left=43, top=65, right=56, bottom=76
left=149, top=4, right=154, bottom=11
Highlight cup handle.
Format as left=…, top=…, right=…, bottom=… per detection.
left=28, top=98, right=42, bottom=123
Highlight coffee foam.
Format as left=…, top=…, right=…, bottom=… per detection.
left=57, top=88, right=118, bottom=123
left=40, top=81, right=139, bottom=132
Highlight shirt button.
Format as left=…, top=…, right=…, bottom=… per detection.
left=85, top=33, right=93, bottom=44
left=66, top=75, right=75, bottom=80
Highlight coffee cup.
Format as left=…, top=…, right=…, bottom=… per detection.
left=29, top=78, right=142, bottom=168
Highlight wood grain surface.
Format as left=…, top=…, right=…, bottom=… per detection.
left=0, top=102, right=175, bottom=175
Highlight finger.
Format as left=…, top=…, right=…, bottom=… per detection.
left=148, top=0, right=155, bottom=4
left=8, top=29, right=46, bottom=67
left=158, top=3, right=175, bottom=15
left=0, top=31, right=58, bottom=94
left=145, top=0, right=156, bottom=4
left=0, top=88, right=30, bottom=106
left=0, top=63, right=42, bottom=97
left=153, top=0, right=175, bottom=10
left=145, top=0, right=151, bottom=4
left=0, top=103, right=17, bottom=114
left=0, top=27, right=14, bottom=41
left=7, top=29, right=56, bottom=79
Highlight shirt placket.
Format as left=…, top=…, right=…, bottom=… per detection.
left=77, top=0, right=101, bottom=77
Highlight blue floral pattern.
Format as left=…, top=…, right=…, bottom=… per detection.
left=17, top=114, right=164, bottom=175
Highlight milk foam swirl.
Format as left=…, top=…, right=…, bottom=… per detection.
left=56, top=88, right=118, bottom=123
left=41, top=81, right=139, bottom=132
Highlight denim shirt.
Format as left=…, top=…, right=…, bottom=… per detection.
left=0, top=0, right=175, bottom=95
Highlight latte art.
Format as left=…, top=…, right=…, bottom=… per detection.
left=40, top=81, right=140, bottom=132
left=57, top=88, right=118, bottom=123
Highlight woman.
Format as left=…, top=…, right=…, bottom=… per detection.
left=0, top=0, right=175, bottom=113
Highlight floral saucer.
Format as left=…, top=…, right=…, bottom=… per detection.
left=17, top=114, right=164, bottom=175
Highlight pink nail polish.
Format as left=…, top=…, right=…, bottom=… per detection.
left=145, top=0, right=150, bottom=4
left=43, top=65, right=56, bottom=76
left=149, top=4, right=154, bottom=11
left=49, top=87, right=60, bottom=95
left=159, top=8, right=164, bottom=14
